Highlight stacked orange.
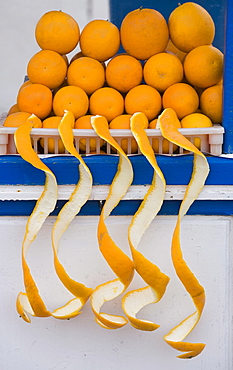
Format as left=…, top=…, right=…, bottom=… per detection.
left=4, top=3, right=223, bottom=154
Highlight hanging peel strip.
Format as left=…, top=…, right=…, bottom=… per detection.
left=90, top=115, right=134, bottom=329
left=15, top=114, right=57, bottom=322
left=158, top=108, right=209, bottom=358
left=15, top=113, right=93, bottom=322
left=122, top=112, right=170, bottom=331
left=51, top=111, right=93, bottom=319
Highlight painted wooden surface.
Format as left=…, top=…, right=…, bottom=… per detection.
left=1, top=155, right=233, bottom=215
left=0, top=215, right=232, bottom=369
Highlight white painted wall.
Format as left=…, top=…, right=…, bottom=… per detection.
left=0, top=0, right=110, bottom=114
left=0, top=215, right=232, bottom=369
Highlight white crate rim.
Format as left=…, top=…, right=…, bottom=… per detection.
left=0, top=111, right=224, bottom=156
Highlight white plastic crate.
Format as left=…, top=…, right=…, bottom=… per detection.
left=0, top=115, right=224, bottom=156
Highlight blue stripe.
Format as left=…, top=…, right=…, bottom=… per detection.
left=0, top=155, right=233, bottom=186
left=1, top=199, right=232, bottom=216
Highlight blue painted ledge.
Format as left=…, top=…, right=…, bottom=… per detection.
left=0, top=154, right=233, bottom=186
left=0, top=155, right=233, bottom=216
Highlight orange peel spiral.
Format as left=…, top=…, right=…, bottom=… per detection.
left=122, top=112, right=170, bottom=331
left=90, top=115, right=134, bottom=329
left=51, top=110, right=93, bottom=319
left=15, top=113, right=92, bottom=322
left=15, top=114, right=57, bottom=322
left=158, top=108, right=209, bottom=358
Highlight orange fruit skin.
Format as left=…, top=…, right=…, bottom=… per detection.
left=89, top=87, right=124, bottom=122
left=168, top=2, right=215, bottom=53
left=40, top=116, right=65, bottom=153
left=181, top=112, right=213, bottom=128
left=162, top=83, right=199, bottom=120
left=109, top=114, right=138, bottom=154
left=53, top=85, right=89, bottom=119
left=149, top=116, right=179, bottom=154
left=120, top=8, right=169, bottom=60
left=181, top=112, right=213, bottom=149
left=67, top=57, right=105, bottom=95
left=17, top=83, right=53, bottom=120
left=75, top=115, right=96, bottom=129
left=18, top=80, right=32, bottom=93
left=7, top=103, right=20, bottom=115
left=80, top=19, right=120, bottom=62
left=74, top=115, right=104, bottom=152
left=42, top=116, right=62, bottom=128
left=125, top=84, right=162, bottom=121
left=184, top=45, right=224, bottom=89
left=144, top=52, right=184, bottom=93
left=35, top=10, right=80, bottom=55
left=200, top=84, right=223, bottom=124
left=165, top=39, right=187, bottom=63
left=27, top=50, right=67, bottom=90
left=148, top=118, right=158, bottom=129
left=106, top=54, right=143, bottom=93
left=4, top=111, right=32, bottom=127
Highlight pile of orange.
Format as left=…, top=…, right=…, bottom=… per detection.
left=4, top=3, right=224, bottom=154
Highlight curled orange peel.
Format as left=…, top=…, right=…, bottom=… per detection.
left=15, top=113, right=91, bottom=322
left=158, top=108, right=209, bottom=358
left=90, top=115, right=134, bottom=329
left=14, top=114, right=57, bottom=322
left=122, top=112, right=170, bottom=331
left=50, top=110, right=93, bottom=319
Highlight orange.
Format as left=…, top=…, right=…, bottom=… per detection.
left=40, top=116, right=65, bottom=154
left=70, top=50, right=107, bottom=68
left=89, top=87, right=124, bottom=122
left=149, top=115, right=179, bottom=154
left=80, top=19, right=120, bottom=62
left=105, top=54, right=143, bottom=93
left=200, top=84, right=223, bottom=124
left=18, top=80, right=32, bottom=93
left=148, top=118, right=158, bottom=129
left=162, top=83, right=199, bottom=119
left=27, top=50, right=67, bottom=90
left=109, top=114, right=138, bottom=153
left=53, top=85, right=89, bottom=119
left=7, top=103, right=20, bottom=115
left=184, top=45, right=224, bottom=89
left=120, top=8, right=169, bottom=60
left=4, top=111, right=32, bottom=127
left=165, top=39, right=187, bottom=63
left=17, top=83, right=53, bottom=119
left=181, top=112, right=213, bottom=128
left=111, top=114, right=147, bottom=130
left=143, top=52, right=183, bottom=93
left=67, top=57, right=105, bottom=95
left=181, top=112, right=213, bottom=149
left=74, top=115, right=104, bottom=152
left=35, top=10, right=80, bottom=55
left=168, top=2, right=215, bottom=53
left=125, top=84, right=162, bottom=121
